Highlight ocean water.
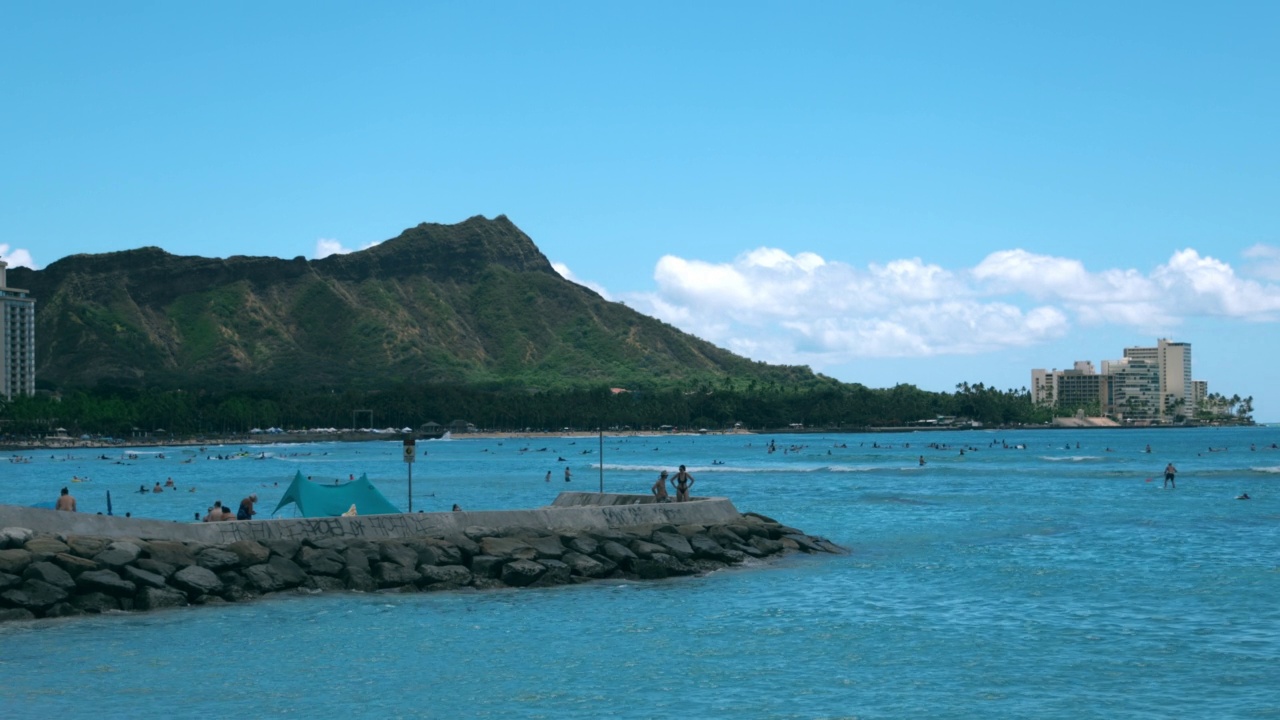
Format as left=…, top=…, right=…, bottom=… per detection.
left=2, top=427, right=1278, bottom=719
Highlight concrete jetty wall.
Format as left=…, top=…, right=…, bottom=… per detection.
left=0, top=493, right=743, bottom=545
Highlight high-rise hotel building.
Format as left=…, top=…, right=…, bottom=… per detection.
left=0, top=261, right=36, bottom=400
left=1032, top=339, right=1200, bottom=421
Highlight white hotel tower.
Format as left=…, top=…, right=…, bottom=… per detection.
left=0, top=261, right=36, bottom=400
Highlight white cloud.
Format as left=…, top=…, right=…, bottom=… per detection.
left=552, top=261, right=612, bottom=300
left=0, top=244, right=37, bottom=269
left=1242, top=244, right=1280, bottom=281
left=599, top=244, right=1280, bottom=374
left=312, top=237, right=383, bottom=259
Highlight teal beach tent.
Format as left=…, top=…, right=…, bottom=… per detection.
left=272, top=471, right=402, bottom=517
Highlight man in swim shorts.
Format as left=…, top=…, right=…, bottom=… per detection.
left=1164, top=462, right=1177, bottom=489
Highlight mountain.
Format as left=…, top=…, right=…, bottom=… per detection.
left=12, top=215, right=823, bottom=393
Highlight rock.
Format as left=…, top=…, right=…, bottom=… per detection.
left=23, top=561, right=76, bottom=590
left=135, top=586, right=187, bottom=611
left=417, top=565, right=472, bottom=588
left=342, top=566, right=377, bottom=592
left=2, top=579, right=70, bottom=610
left=122, top=565, right=169, bottom=590
left=45, top=602, right=81, bottom=618
left=23, top=536, right=70, bottom=559
left=462, top=525, right=501, bottom=541
left=480, top=537, right=538, bottom=561
left=134, top=558, right=176, bottom=578
left=529, top=559, right=572, bottom=587
left=342, top=547, right=370, bottom=573
left=226, top=540, right=271, bottom=566
left=65, top=535, right=110, bottom=559
left=710, top=526, right=745, bottom=546
left=734, top=542, right=766, bottom=558
left=523, top=535, right=566, bottom=560
left=297, top=547, right=345, bottom=576
left=196, top=547, right=242, bottom=572
left=75, top=569, right=137, bottom=597
left=561, top=551, right=616, bottom=579
left=378, top=542, right=419, bottom=569
left=141, top=540, right=197, bottom=567
left=242, top=564, right=283, bottom=593
left=305, top=575, right=347, bottom=593
left=598, top=541, right=637, bottom=566
left=0, top=607, right=35, bottom=622
left=52, top=552, right=99, bottom=576
left=500, top=559, right=546, bottom=587
left=172, top=565, right=223, bottom=596
left=0, top=571, right=20, bottom=591
left=1, top=527, right=35, bottom=549
left=689, top=535, right=741, bottom=564
left=373, top=562, right=421, bottom=588
left=0, top=548, right=34, bottom=575
left=70, top=591, right=120, bottom=614
left=93, top=541, right=142, bottom=568
left=631, top=554, right=692, bottom=580
left=262, top=539, right=302, bottom=560
left=650, top=532, right=695, bottom=561
left=443, top=532, right=479, bottom=560
left=469, top=555, right=503, bottom=579
left=565, top=534, right=599, bottom=556
left=749, top=537, right=785, bottom=556
left=221, top=585, right=257, bottom=603
left=676, top=524, right=707, bottom=538
left=264, top=556, right=308, bottom=588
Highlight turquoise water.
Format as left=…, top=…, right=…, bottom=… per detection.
left=2, top=427, right=1278, bottom=719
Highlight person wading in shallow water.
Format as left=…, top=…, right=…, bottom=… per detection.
left=671, top=465, right=695, bottom=502
left=1163, top=462, right=1177, bottom=489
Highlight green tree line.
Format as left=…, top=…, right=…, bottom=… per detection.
left=0, top=380, right=1051, bottom=438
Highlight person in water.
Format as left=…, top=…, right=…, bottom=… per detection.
left=671, top=465, right=695, bottom=502
left=1163, top=462, right=1177, bottom=489
left=1237, top=492, right=1251, bottom=500
left=652, top=471, right=670, bottom=503
left=55, top=487, right=77, bottom=512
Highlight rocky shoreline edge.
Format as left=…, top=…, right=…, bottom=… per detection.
left=0, top=513, right=845, bottom=622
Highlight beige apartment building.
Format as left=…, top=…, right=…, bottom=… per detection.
left=1032, top=339, right=1200, bottom=422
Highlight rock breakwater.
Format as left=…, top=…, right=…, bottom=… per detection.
left=0, top=513, right=844, bottom=622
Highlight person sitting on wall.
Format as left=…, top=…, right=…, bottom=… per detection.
left=237, top=494, right=258, bottom=521
left=219, top=504, right=236, bottom=521
left=55, top=487, right=77, bottom=512
left=203, top=501, right=224, bottom=522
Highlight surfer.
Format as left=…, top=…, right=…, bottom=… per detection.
left=1236, top=493, right=1250, bottom=500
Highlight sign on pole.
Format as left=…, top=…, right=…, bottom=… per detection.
left=404, top=438, right=416, bottom=512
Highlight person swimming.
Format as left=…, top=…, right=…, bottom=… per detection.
left=1236, top=493, right=1251, bottom=500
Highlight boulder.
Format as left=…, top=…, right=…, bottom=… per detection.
left=122, top=565, right=169, bottom=590
left=296, top=547, right=345, bottom=576
left=561, top=551, right=616, bottom=579
left=65, top=535, right=110, bottom=559
left=709, top=526, right=745, bottom=546
left=23, top=536, right=70, bottom=559
left=135, top=586, right=187, bottom=611
left=45, top=602, right=81, bottom=618
left=305, top=575, right=347, bottom=593
left=565, top=534, right=599, bottom=556
left=226, top=540, right=271, bottom=566
left=373, top=562, right=421, bottom=588
left=749, top=537, right=785, bottom=556
left=480, top=537, right=538, bottom=561
left=598, top=541, right=637, bottom=566
left=523, top=535, right=566, bottom=560
left=417, top=565, right=472, bottom=589
left=242, top=564, right=283, bottom=594
left=676, top=524, right=707, bottom=538
left=341, top=566, right=377, bottom=592
left=134, top=558, right=176, bottom=578
left=0, top=571, right=20, bottom=591
left=264, top=556, right=308, bottom=588
left=378, top=542, right=419, bottom=569
left=1, top=527, right=35, bottom=549
left=262, top=539, right=302, bottom=560
left=141, top=540, right=196, bottom=567
left=196, top=547, right=242, bottom=572
left=631, top=553, right=692, bottom=580
left=93, top=541, right=142, bottom=568
left=651, top=532, right=694, bottom=561
left=75, top=569, right=137, bottom=597
left=1, top=579, right=69, bottom=610
left=0, top=548, right=33, bottom=575
left=500, top=559, right=546, bottom=587
left=462, top=526, right=500, bottom=542
left=443, top=532, right=479, bottom=560
left=689, top=535, right=741, bottom=564
left=0, top=607, right=35, bottom=622
left=342, top=547, right=370, bottom=573
left=52, top=552, right=99, bottom=576
left=172, top=565, right=223, bottom=596
left=629, top=539, right=666, bottom=559
left=23, top=561, right=76, bottom=590
left=70, top=591, right=120, bottom=614
left=529, top=559, right=572, bottom=587
left=468, top=555, right=504, bottom=579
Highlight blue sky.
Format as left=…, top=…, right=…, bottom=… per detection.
left=3, top=2, right=1279, bottom=420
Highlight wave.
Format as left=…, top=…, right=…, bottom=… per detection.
left=596, top=462, right=916, bottom=474
left=1040, top=455, right=1106, bottom=462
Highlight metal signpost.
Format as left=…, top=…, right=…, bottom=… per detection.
left=403, top=437, right=416, bottom=512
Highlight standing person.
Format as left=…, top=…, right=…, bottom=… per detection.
left=671, top=465, right=695, bottom=502
left=564, top=466, right=572, bottom=482
left=545, top=471, right=551, bottom=483
left=55, top=487, right=77, bottom=512
left=237, top=494, right=258, bottom=520
left=651, top=471, right=670, bottom=503
left=1163, top=462, right=1177, bottom=489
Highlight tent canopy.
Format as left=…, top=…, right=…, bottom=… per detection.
left=272, top=471, right=401, bottom=518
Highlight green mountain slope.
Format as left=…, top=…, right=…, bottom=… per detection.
left=12, top=215, right=824, bottom=392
